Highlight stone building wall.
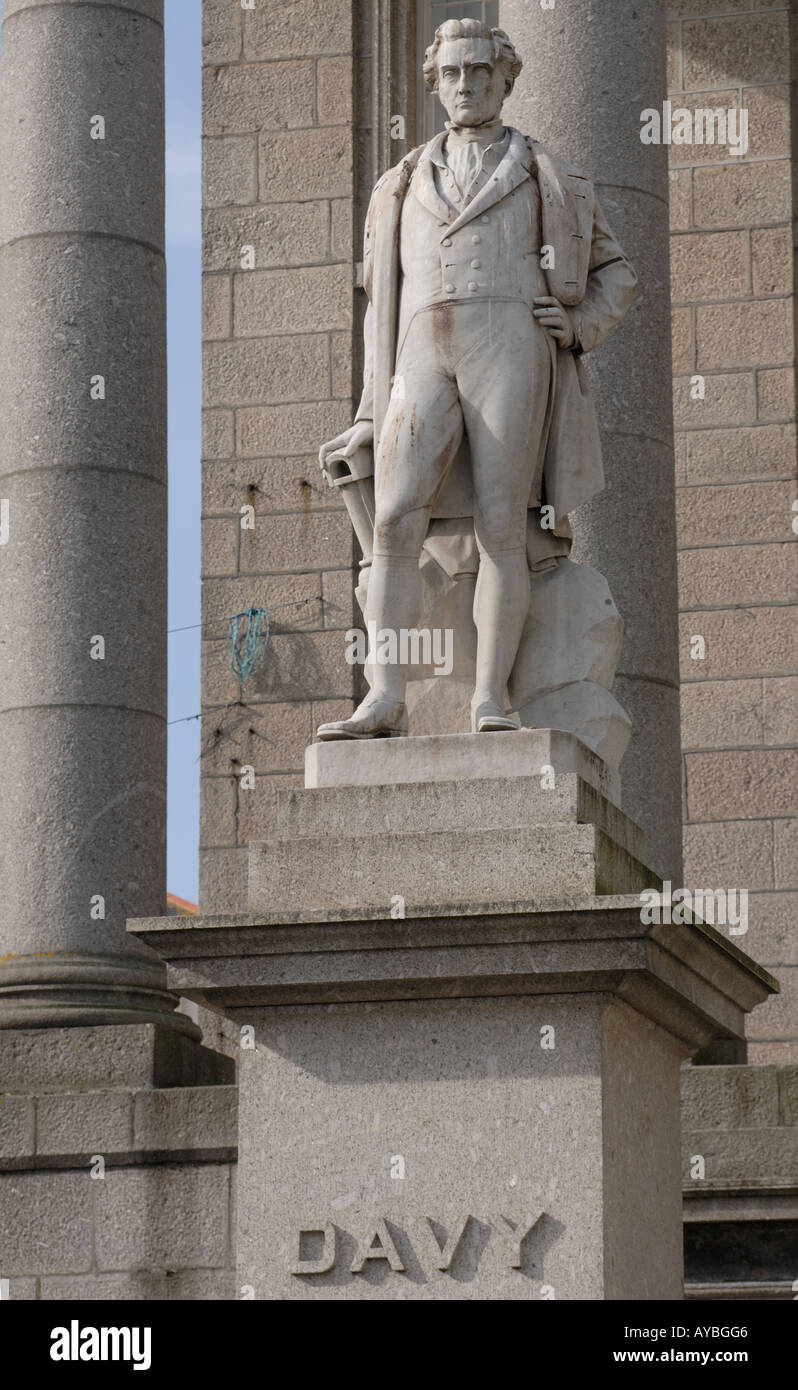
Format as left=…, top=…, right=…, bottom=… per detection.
left=0, top=1027, right=237, bottom=1300
left=666, top=0, right=798, bottom=1060
left=200, top=0, right=364, bottom=912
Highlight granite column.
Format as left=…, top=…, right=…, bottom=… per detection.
left=502, top=0, right=682, bottom=880
left=0, top=0, right=195, bottom=1034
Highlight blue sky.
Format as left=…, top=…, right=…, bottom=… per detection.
left=165, top=4, right=202, bottom=902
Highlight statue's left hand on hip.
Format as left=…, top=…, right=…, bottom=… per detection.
left=533, top=296, right=576, bottom=349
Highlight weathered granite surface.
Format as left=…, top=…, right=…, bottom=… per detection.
left=131, top=894, right=775, bottom=1300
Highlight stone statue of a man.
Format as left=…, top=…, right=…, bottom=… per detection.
left=317, top=17, right=637, bottom=740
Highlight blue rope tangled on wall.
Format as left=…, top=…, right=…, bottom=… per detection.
left=228, top=606, right=270, bottom=686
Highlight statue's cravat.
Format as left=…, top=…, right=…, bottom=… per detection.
left=442, top=121, right=508, bottom=208
left=447, top=139, right=482, bottom=202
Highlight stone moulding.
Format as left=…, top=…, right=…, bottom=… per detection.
left=0, top=951, right=201, bottom=1037
left=129, top=897, right=776, bottom=1053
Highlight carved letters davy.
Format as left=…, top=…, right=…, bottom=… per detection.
left=289, top=1213, right=545, bottom=1279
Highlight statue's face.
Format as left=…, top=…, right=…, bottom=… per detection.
left=435, top=37, right=508, bottom=127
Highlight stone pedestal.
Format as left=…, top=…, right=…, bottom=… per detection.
left=132, top=896, right=773, bottom=1301
left=130, top=733, right=775, bottom=1301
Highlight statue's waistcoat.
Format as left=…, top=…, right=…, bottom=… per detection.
left=397, top=174, right=548, bottom=349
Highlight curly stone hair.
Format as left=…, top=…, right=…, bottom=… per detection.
left=423, top=17, right=523, bottom=93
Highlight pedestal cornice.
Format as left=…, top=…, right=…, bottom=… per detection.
left=129, top=896, right=776, bottom=1052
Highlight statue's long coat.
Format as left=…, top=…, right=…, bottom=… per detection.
left=354, top=130, right=638, bottom=522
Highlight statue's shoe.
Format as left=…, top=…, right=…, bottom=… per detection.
left=472, top=700, right=519, bottom=734
left=316, top=698, right=408, bottom=741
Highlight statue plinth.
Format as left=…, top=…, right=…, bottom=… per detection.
left=250, top=731, right=645, bottom=916
left=305, top=726, right=620, bottom=797
left=129, top=732, right=775, bottom=1300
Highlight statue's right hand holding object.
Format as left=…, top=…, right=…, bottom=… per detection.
left=319, top=420, right=375, bottom=486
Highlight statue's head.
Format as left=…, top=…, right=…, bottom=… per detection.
left=423, top=18, right=522, bottom=130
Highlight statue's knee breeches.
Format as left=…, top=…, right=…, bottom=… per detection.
left=372, top=503, right=430, bottom=558
left=473, top=502, right=528, bottom=555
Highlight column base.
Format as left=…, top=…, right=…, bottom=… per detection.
left=0, top=952, right=201, bottom=1039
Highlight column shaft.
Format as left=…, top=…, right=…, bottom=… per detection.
left=0, top=0, right=195, bottom=1032
left=501, top=0, right=682, bottom=879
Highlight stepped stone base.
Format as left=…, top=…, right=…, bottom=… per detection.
left=249, top=815, right=655, bottom=914
left=250, top=731, right=651, bottom=915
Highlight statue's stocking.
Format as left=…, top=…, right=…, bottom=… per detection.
left=472, top=544, right=530, bottom=710
left=364, top=551, right=421, bottom=704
